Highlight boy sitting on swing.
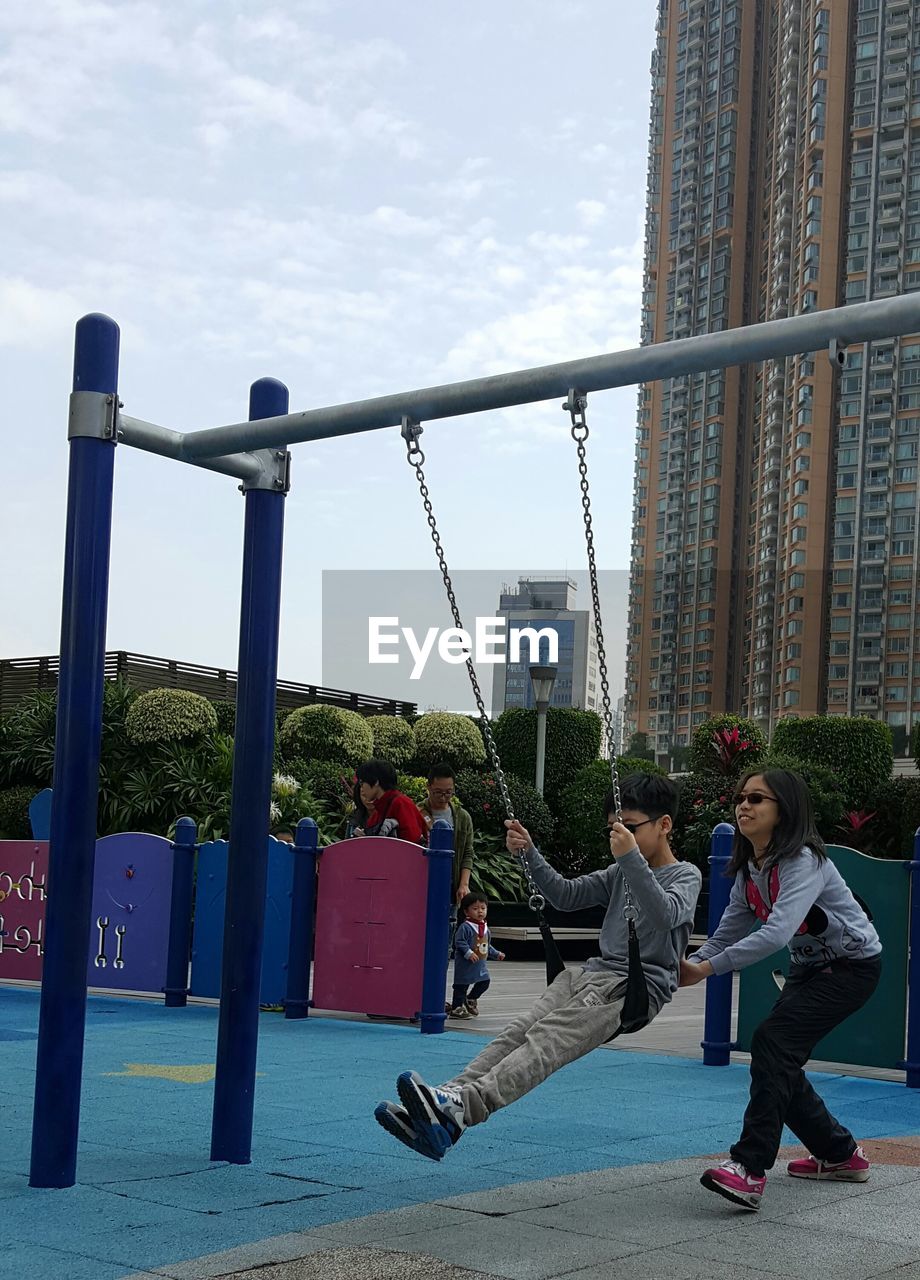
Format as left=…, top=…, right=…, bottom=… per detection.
left=375, top=773, right=701, bottom=1161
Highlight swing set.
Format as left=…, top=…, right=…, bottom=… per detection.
left=28, top=292, right=920, bottom=1188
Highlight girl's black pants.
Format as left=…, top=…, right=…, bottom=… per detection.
left=730, top=955, right=881, bottom=1177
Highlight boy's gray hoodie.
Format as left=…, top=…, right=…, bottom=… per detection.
left=524, top=845, right=701, bottom=1015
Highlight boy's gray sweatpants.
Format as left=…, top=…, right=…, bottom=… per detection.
left=445, top=968, right=626, bottom=1127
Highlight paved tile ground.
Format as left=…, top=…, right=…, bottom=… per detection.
left=3, top=961, right=919, bottom=1280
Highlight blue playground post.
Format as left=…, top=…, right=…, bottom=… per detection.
left=285, top=818, right=319, bottom=1019
left=904, top=829, right=920, bottom=1088
left=419, top=819, right=453, bottom=1034
left=701, top=821, right=735, bottom=1067
left=164, top=816, right=198, bottom=1007
left=30, top=314, right=119, bottom=1188
left=210, top=379, right=289, bottom=1164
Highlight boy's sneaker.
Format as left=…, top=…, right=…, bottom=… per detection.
left=787, top=1146, right=870, bottom=1182
left=397, top=1071, right=466, bottom=1159
left=700, top=1159, right=765, bottom=1210
left=449, top=1005, right=471, bottom=1019
left=465, top=998, right=479, bottom=1016
left=374, top=1100, right=440, bottom=1161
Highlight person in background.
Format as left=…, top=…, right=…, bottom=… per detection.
left=355, top=759, right=427, bottom=843
left=448, top=892, right=504, bottom=1018
left=418, top=764, right=475, bottom=902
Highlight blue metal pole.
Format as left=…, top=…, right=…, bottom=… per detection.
left=210, top=378, right=288, bottom=1164
left=903, top=829, right=920, bottom=1088
left=285, top=818, right=318, bottom=1019
left=164, top=817, right=197, bottom=1008
left=419, top=819, right=453, bottom=1034
left=701, top=821, right=735, bottom=1067
left=30, top=313, right=119, bottom=1188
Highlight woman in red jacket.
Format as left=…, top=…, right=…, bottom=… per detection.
left=355, top=759, right=426, bottom=843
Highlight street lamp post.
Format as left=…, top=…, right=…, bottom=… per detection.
left=529, top=664, right=558, bottom=795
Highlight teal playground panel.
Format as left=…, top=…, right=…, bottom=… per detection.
left=734, top=845, right=909, bottom=1071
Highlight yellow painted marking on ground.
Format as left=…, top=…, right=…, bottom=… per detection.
left=105, top=1062, right=216, bottom=1083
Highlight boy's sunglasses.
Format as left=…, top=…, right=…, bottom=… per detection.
left=603, top=818, right=655, bottom=836
left=731, top=791, right=778, bottom=807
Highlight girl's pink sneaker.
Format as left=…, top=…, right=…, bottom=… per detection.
left=700, top=1159, right=765, bottom=1209
left=787, top=1146, right=870, bottom=1181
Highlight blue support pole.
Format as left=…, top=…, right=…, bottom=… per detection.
left=210, top=378, right=288, bottom=1164
left=30, top=314, right=119, bottom=1188
left=164, top=817, right=197, bottom=1008
left=903, top=829, right=920, bottom=1088
left=285, top=818, right=318, bottom=1019
left=701, top=822, right=735, bottom=1067
left=419, top=819, right=453, bottom=1034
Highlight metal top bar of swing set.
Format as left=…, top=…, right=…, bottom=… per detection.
left=116, top=294, right=920, bottom=467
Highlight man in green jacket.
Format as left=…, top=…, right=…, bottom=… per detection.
left=419, top=763, right=475, bottom=902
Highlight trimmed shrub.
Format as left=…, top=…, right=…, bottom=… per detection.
left=211, top=700, right=236, bottom=735
left=771, top=715, right=892, bottom=808
left=615, top=756, right=668, bottom=778
left=126, top=689, right=218, bottom=746
left=280, top=704, right=372, bottom=768
left=396, top=773, right=428, bottom=806
left=869, top=776, right=920, bottom=859
left=554, top=757, right=671, bottom=877
left=689, top=714, right=767, bottom=777
left=413, top=712, right=487, bottom=773
left=493, top=706, right=602, bottom=804
left=675, top=771, right=737, bottom=872
left=367, top=715, right=417, bottom=768
left=454, top=767, right=554, bottom=849
left=0, top=785, right=38, bottom=838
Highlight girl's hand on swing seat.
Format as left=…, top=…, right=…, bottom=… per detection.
left=505, top=819, right=534, bottom=854
left=679, top=957, right=712, bottom=987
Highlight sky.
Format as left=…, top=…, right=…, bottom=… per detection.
left=0, top=0, right=658, bottom=712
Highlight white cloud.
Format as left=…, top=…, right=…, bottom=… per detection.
left=576, top=199, right=606, bottom=227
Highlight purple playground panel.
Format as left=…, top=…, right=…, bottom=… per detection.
left=0, top=841, right=49, bottom=982
left=86, top=833, right=175, bottom=993
left=311, top=835, right=428, bottom=1020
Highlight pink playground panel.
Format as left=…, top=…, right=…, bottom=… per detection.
left=0, top=841, right=49, bottom=982
left=312, top=835, right=429, bottom=1019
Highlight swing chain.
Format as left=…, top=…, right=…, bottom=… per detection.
left=402, top=418, right=547, bottom=914
left=564, top=391, right=636, bottom=921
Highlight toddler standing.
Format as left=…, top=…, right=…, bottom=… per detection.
left=449, top=892, right=504, bottom=1018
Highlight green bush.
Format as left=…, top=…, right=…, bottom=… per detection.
left=126, top=688, right=218, bottom=746
left=0, top=689, right=58, bottom=785
left=492, top=706, right=602, bottom=804
left=367, top=715, right=417, bottom=767
left=675, top=771, right=736, bottom=871
left=455, top=767, right=554, bottom=849
left=280, top=704, right=373, bottom=768
left=413, top=711, right=487, bottom=773
left=616, top=756, right=668, bottom=778
left=211, top=700, right=236, bottom=735
left=771, top=715, right=892, bottom=808
left=689, top=714, right=766, bottom=776
left=0, top=785, right=38, bottom=838
left=868, top=777, right=920, bottom=859
left=396, top=773, right=428, bottom=806
left=469, top=832, right=528, bottom=902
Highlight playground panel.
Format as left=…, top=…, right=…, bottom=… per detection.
left=735, top=844, right=909, bottom=1070
left=190, top=836, right=293, bottom=1005
left=0, top=841, right=48, bottom=981
left=86, top=833, right=174, bottom=993
left=311, top=835, right=429, bottom=1019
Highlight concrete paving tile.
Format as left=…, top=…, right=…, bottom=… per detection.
left=561, top=1248, right=786, bottom=1280
left=862, top=1267, right=920, bottom=1280
left=137, top=1234, right=342, bottom=1279
left=779, top=1178, right=920, bottom=1246
left=372, top=1217, right=642, bottom=1280
left=303, top=1202, right=485, bottom=1245
left=511, top=1182, right=735, bottom=1246
left=680, top=1219, right=920, bottom=1280
left=205, top=1245, right=505, bottom=1280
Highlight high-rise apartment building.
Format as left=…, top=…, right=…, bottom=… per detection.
left=490, top=578, right=601, bottom=718
left=627, top=0, right=920, bottom=759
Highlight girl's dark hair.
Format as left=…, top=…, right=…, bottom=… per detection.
left=351, top=779, right=368, bottom=825
left=459, top=891, right=487, bottom=913
left=727, top=768, right=826, bottom=877
left=355, top=758, right=398, bottom=791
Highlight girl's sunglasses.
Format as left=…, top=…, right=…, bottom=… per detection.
left=731, top=791, right=778, bottom=807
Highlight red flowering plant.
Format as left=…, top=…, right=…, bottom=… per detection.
left=689, top=714, right=767, bottom=779
left=837, top=808, right=877, bottom=853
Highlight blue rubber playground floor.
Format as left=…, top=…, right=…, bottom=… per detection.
left=3, top=985, right=920, bottom=1279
